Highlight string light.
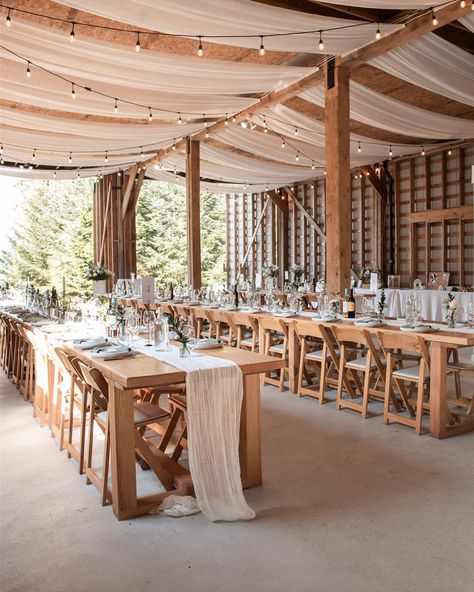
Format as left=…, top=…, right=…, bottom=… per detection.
left=140, top=147, right=144, bottom=158
left=0, top=144, right=3, bottom=154
left=32, top=149, right=36, bottom=162
left=460, top=1, right=465, bottom=7
left=53, top=171, right=57, bottom=178
left=197, top=36, right=203, bottom=57
left=232, top=115, right=236, bottom=123
left=448, top=147, right=452, bottom=155
left=294, top=127, right=298, bottom=136
left=318, top=31, right=324, bottom=51
left=265, top=184, right=269, bottom=191
left=77, top=169, right=81, bottom=178
left=205, top=130, right=210, bottom=138
left=70, top=21, right=75, bottom=43
left=148, top=108, right=153, bottom=122
left=114, top=98, right=118, bottom=113
left=104, top=151, right=108, bottom=163
left=295, top=152, right=299, bottom=161
left=259, top=36, right=265, bottom=56
left=6, top=8, right=11, bottom=27
left=421, top=146, right=425, bottom=156
left=225, top=114, right=229, bottom=126
left=357, top=141, right=362, bottom=153
left=375, top=23, right=381, bottom=40
left=117, top=169, right=121, bottom=177
left=311, top=161, right=315, bottom=170
left=172, top=140, right=176, bottom=151
left=263, top=118, right=268, bottom=133
left=26, top=61, right=31, bottom=78
left=389, top=145, right=393, bottom=157
left=431, top=9, right=438, bottom=26
left=177, top=114, right=183, bottom=125
left=135, top=32, right=141, bottom=52
left=71, top=83, right=76, bottom=99
left=68, top=152, right=72, bottom=163
left=281, top=139, right=286, bottom=149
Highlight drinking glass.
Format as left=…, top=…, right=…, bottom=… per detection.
left=126, top=310, right=139, bottom=348
left=467, top=301, right=474, bottom=328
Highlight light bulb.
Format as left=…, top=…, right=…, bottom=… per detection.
left=431, top=10, right=438, bottom=26
left=357, top=142, right=361, bottom=153
left=318, top=31, right=324, bottom=51
left=114, top=99, right=118, bottom=113
left=295, top=152, right=299, bottom=161
left=148, top=108, right=153, bottom=122
left=294, top=127, right=298, bottom=136
left=205, top=130, right=210, bottom=138
left=460, top=1, right=465, bottom=7
left=311, top=162, right=315, bottom=170
left=0, top=144, right=3, bottom=154
left=259, top=36, right=265, bottom=56
left=232, top=115, right=236, bottom=123
left=6, top=9, right=11, bottom=26
left=140, top=147, right=144, bottom=157
left=26, top=62, right=31, bottom=78
left=71, top=84, right=76, bottom=99
left=263, top=119, right=268, bottom=133
left=375, top=26, right=381, bottom=40
left=421, top=147, right=425, bottom=156
left=32, top=150, right=36, bottom=162
left=70, top=22, right=75, bottom=43
left=172, top=141, right=176, bottom=151
left=281, top=139, right=285, bottom=148
left=389, top=145, right=393, bottom=157
left=53, top=171, right=57, bottom=178
left=178, top=114, right=182, bottom=125
left=225, top=114, right=228, bottom=126
left=104, top=151, right=108, bottom=163
left=135, top=32, right=141, bottom=52
left=448, top=148, right=452, bottom=155
left=324, top=170, right=326, bottom=176
left=197, top=36, right=203, bottom=57
left=68, top=153, right=72, bottom=163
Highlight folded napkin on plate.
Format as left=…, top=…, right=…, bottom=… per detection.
left=190, top=338, right=222, bottom=350
left=73, top=337, right=109, bottom=350
left=91, top=345, right=133, bottom=360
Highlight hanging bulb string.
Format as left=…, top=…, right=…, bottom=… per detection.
left=0, top=43, right=236, bottom=119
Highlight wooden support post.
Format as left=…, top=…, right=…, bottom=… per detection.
left=186, top=137, right=201, bottom=288
left=324, top=58, right=351, bottom=295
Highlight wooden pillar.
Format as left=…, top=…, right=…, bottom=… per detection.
left=186, top=137, right=201, bottom=288
left=324, top=58, right=351, bottom=295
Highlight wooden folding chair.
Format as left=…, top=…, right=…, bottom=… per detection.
left=259, top=315, right=289, bottom=391
left=233, top=311, right=260, bottom=351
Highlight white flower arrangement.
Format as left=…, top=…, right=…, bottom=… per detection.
left=263, top=264, right=279, bottom=279
left=290, top=264, right=304, bottom=283
left=86, top=261, right=112, bottom=281
left=443, top=293, right=457, bottom=326
left=315, top=278, right=326, bottom=293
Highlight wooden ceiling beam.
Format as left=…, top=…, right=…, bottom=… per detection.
left=142, top=2, right=470, bottom=169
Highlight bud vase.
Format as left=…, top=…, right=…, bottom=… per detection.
left=179, top=343, right=191, bottom=358
left=447, top=316, right=455, bottom=329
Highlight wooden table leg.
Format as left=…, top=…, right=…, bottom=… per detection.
left=288, top=321, right=298, bottom=394
left=240, top=374, right=262, bottom=489
left=108, top=381, right=138, bottom=520
left=429, top=342, right=447, bottom=439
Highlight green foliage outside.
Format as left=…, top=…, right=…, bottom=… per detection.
left=1, top=178, right=226, bottom=300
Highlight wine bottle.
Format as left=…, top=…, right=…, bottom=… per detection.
left=342, top=288, right=349, bottom=318
left=234, top=283, right=239, bottom=308
left=348, top=288, right=356, bottom=319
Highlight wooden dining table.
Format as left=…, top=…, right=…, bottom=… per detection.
left=286, top=318, right=474, bottom=440
left=61, top=340, right=284, bottom=520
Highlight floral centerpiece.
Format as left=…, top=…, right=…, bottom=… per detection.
left=377, top=288, right=386, bottom=320
left=443, top=293, right=458, bottom=328
left=263, top=264, right=279, bottom=279
left=86, top=261, right=112, bottom=281
left=291, top=264, right=304, bottom=286
left=315, top=278, right=326, bottom=293
left=168, top=314, right=194, bottom=357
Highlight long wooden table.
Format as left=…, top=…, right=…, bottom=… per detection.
left=62, top=341, right=284, bottom=520
left=167, top=303, right=474, bottom=439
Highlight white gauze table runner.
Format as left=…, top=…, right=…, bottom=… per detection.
left=133, top=338, right=255, bottom=522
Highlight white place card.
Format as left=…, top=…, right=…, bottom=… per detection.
left=141, top=276, right=155, bottom=305
left=370, top=272, right=379, bottom=292
left=255, top=275, right=262, bottom=289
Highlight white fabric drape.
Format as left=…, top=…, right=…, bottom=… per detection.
left=371, top=33, right=474, bottom=107
left=309, top=0, right=436, bottom=7
left=57, top=0, right=400, bottom=54
left=301, top=82, right=474, bottom=139
left=459, top=14, right=474, bottom=33
left=133, top=341, right=255, bottom=522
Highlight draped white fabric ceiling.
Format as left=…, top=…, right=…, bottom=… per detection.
left=0, top=0, right=472, bottom=192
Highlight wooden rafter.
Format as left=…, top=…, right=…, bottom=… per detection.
left=360, top=165, right=386, bottom=203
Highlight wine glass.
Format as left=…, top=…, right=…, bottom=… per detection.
left=466, top=300, right=474, bottom=328
left=126, top=310, right=139, bottom=348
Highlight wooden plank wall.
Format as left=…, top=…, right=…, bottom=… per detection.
left=226, top=144, right=474, bottom=288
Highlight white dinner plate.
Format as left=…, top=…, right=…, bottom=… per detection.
left=400, top=325, right=438, bottom=334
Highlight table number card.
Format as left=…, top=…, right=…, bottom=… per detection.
left=370, top=273, right=379, bottom=292
left=141, top=276, right=155, bottom=305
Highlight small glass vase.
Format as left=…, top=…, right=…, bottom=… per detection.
left=447, top=316, right=456, bottom=329
left=179, top=343, right=191, bottom=358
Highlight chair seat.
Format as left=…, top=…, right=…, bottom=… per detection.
left=240, top=337, right=258, bottom=347
left=97, top=402, right=169, bottom=426
left=269, top=343, right=286, bottom=354
left=345, top=356, right=385, bottom=370
left=306, top=349, right=339, bottom=362
left=393, top=365, right=428, bottom=380
left=447, top=362, right=474, bottom=372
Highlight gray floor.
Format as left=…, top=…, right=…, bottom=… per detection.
left=1, top=371, right=473, bottom=592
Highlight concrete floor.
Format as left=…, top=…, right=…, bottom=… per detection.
left=1, top=371, right=473, bottom=592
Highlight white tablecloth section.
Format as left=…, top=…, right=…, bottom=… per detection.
left=376, top=289, right=474, bottom=322
left=133, top=339, right=255, bottom=523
